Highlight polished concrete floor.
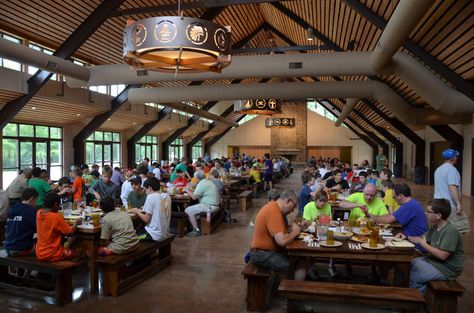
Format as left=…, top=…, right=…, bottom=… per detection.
left=0, top=171, right=472, bottom=313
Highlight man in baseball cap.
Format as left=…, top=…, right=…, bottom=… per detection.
left=434, top=148, right=470, bottom=233
left=441, top=148, right=459, bottom=160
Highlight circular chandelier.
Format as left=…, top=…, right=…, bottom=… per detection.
left=234, top=99, right=282, bottom=115
left=123, top=16, right=232, bottom=73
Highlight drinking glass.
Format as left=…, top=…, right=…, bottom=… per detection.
left=62, top=202, right=72, bottom=217
left=92, top=213, right=101, bottom=226
left=327, top=230, right=334, bottom=245
left=369, top=227, right=379, bottom=248
left=317, top=224, right=328, bottom=241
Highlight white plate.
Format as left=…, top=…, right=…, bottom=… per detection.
left=319, top=240, right=343, bottom=248
left=385, top=240, right=415, bottom=249
left=361, top=243, right=385, bottom=250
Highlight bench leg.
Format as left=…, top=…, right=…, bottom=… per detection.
left=246, top=276, right=268, bottom=312
left=177, top=219, right=185, bottom=238
left=101, top=265, right=120, bottom=297
left=56, top=268, right=73, bottom=306
left=239, top=198, right=247, bottom=212
left=158, top=243, right=172, bottom=262
left=425, top=288, right=459, bottom=313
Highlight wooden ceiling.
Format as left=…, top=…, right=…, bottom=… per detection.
left=0, top=0, right=472, bottom=142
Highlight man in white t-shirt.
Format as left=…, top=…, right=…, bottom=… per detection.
left=434, top=148, right=470, bottom=233
left=131, top=177, right=171, bottom=241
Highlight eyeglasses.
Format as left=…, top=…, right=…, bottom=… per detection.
left=288, top=199, right=296, bottom=208
left=425, top=210, right=436, bottom=214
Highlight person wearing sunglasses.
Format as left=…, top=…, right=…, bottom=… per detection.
left=249, top=189, right=308, bottom=281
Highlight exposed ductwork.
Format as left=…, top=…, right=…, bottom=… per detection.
left=158, top=102, right=238, bottom=127
left=0, top=37, right=90, bottom=81
left=335, top=98, right=358, bottom=127
left=371, top=0, right=434, bottom=70
left=65, top=52, right=377, bottom=87
left=128, top=81, right=470, bottom=125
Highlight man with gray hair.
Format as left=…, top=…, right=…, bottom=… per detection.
left=250, top=189, right=308, bottom=280
left=185, top=170, right=220, bottom=237
left=6, top=168, right=33, bottom=206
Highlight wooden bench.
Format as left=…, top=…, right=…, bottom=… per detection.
left=96, top=236, right=174, bottom=297
left=238, top=190, right=253, bottom=211
left=199, top=205, right=224, bottom=235
left=0, top=250, right=81, bottom=306
left=425, top=280, right=464, bottom=313
left=251, top=182, right=264, bottom=198
left=241, top=263, right=272, bottom=312
left=278, top=280, right=425, bottom=313
left=171, top=211, right=190, bottom=238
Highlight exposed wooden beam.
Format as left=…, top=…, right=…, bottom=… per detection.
left=0, top=0, right=125, bottom=130
left=343, top=0, right=474, bottom=101
left=114, top=0, right=297, bottom=17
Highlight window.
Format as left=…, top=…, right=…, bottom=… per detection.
left=307, top=100, right=347, bottom=128
left=86, top=131, right=121, bottom=170
left=169, top=138, right=183, bottom=161
left=191, top=140, right=203, bottom=162
left=0, top=33, right=22, bottom=71
left=135, top=135, right=158, bottom=164
left=238, top=114, right=256, bottom=125
left=2, top=123, right=62, bottom=188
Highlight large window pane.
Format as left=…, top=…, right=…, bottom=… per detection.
left=19, top=124, right=34, bottom=137
left=113, top=143, right=120, bottom=164
left=20, top=141, right=33, bottom=167
left=113, top=133, right=120, bottom=142
left=104, top=145, right=111, bottom=164
left=3, top=123, right=17, bottom=136
left=36, top=126, right=49, bottom=138
left=2, top=169, right=18, bottom=190
left=50, top=141, right=61, bottom=165
left=35, top=142, right=47, bottom=165
left=95, top=145, right=103, bottom=163
left=2, top=139, right=18, bottom=168
left=50, top=127, right=61, bottom=139
left=86, top=142, right=94, bottom=164
left=104, top=132, right=112, bottom=141
left=95, top=131, right=103, bottom=141
left=50, top=166, right=62, bottom=181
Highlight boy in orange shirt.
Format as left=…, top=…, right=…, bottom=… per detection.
left=36, top=192, right=82, bottom=261
left=70, top=167, right=84, bottom=203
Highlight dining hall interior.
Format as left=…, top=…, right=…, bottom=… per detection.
left=0, top=0, right=473, bottom=312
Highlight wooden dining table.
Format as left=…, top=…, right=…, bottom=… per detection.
left=286, top=239, right=415, bottom=286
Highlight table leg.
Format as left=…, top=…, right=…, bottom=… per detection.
left=78, top=236, right=99, bottom=294
left=288, top=256, right=296, bottom=280
left=400, top=262, right=410, bottom=287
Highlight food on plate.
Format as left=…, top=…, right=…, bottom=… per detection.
left=334, top=231, right=353, bottom=240
left=298, top=232, right=312, bottom=240
left=351, top=235, right=369, bottom=243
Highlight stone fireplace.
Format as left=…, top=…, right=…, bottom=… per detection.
left=270, top=103, right=307, bottom=165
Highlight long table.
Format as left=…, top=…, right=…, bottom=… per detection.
left=286, top=239, right=414, bottom=287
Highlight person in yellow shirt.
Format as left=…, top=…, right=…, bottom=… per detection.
left=249, top=166, right=261, bottom=183
left=382, top=180, right=400, bottom=213
left=339, top=183, right=388, bottom=221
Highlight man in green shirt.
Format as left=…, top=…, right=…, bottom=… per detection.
left=28, top=167, right=52, bottom=208
left=375, top=146, right=388, bottom=172
left=339, top=184, right=388, bottom=221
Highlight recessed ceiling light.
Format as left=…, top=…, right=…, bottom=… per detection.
left=133, top=122, right=136, bottom=125
left=32, top=106, right=36, bottom=110
left=107, top=118, right=111, bottom=121
left=76, top=113, right=81, bottom=116
left=168, top=128, right=172, bottom=130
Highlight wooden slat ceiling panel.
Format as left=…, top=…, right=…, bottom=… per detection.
left=0, top=90, right=24, bottom=108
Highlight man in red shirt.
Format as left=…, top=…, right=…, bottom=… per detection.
left=250, top=189, right=308, bottom=280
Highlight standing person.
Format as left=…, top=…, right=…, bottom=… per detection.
left=70, top=167, right=84, bottom=203
left=184, top=171, right=220, bottom=237
left=263, top=153, right=273, bottom=191
left=375, top=146, right=388, bottom=172
left=4, top=188, right=38, bottom=256
left=120, top=169, right=134, bottom=208
left=434, top=148, right=470, bottom=233
left=250, top=189, right=308, bottom=280
left=6, top=168, right=32, bottom=205
left=131, top=177, right=171, bottom=241
left=400, top=199, right=464, bottom=293
left=28, top=167, right=52, bottom=208
left=98, top=197, right=139, bottom=256
left=170, top=157, right=191, bottom=182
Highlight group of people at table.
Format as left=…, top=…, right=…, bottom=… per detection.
left=250, top=149, right=465, bottom=294
left=1, top=153, right=283, bottom=267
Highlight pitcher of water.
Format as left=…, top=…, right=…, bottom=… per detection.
left=62, top=202, right=72, bottom=217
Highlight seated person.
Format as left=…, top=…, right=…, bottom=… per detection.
left=127, top=177, right=148, bottom=209
left=55, top=176, right=73, bottom=204
left=302, top=191, right=332, bottom=222
left=131, top=177, right=171, bottom=241
left=367, top=169, right=378, bottom=185
left=184, top=171, right=220, bottom=237
left=298, top=174, right=316, bottom=215
left=250, top=190, right=308, bottom=280
left=339, top=183, right=388, bottom=222
left=400, top=198, right=464, bottom=293
left=228, top=162, right=240, bottom=176
left=249, top=166, right=261, bottom=184
left=36, top=192, right=82, bottom=261
left=324, top=169, right=350, bottom=193
left=382, top=180, right=400, bottom=213
left=376, top=168, right=392, bottom=197
left=4, top=188, right=39, bottom=256
left=89, top=167, right=120, bottom=202
left=209, top=169, right=224, bottom=195
left=350, top=171, right=367, bottom=194
left=368, top=183, right=428, bottom=249
left=98, top=196, right=139, bottom=256
left=172, top=169, right=188, bottom=188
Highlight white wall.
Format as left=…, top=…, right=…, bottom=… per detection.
left=211, top=115, right=271, bottom=158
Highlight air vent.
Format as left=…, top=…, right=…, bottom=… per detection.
left=137, top=70, right=148, bottom=76
left=289, top=62, right=302, bottom=69
left=46, top=61, right=58, bottom=70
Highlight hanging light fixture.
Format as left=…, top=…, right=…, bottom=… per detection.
left=234, top=99, right=282, bottom=115
left=123, top=14, right=232, bottom=74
